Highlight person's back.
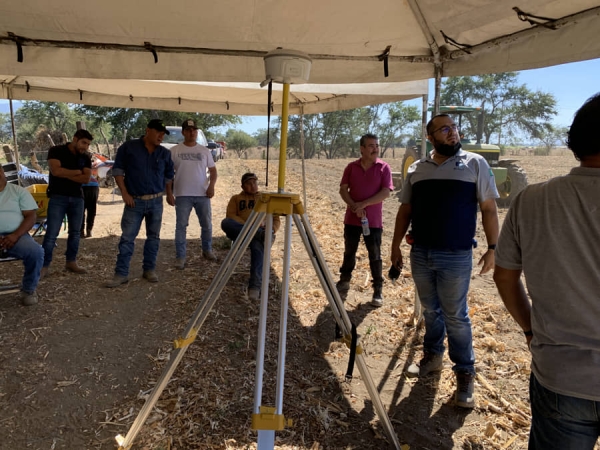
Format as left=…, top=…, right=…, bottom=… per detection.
left=499, top=173, right=600, bottom=398
left=494, top=92, right=600, bottom=449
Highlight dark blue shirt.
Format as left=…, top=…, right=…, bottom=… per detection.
left=112, top=138, right=174, bottom=196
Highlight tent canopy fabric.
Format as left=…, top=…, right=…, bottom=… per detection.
left=0, top=77, right=429, bottom=115
left=0, top=1, right=599, bottom=85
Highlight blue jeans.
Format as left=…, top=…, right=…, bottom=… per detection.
left=529, top=373, right=600, bottom=449
left=114, top=197, right=163, bottom=277
left=175, top=196, right=212, bottom=259
left=3, top=233, right=44, bottom=293
left=410, top=245, right=475, bottom=374
left=221, top=218, right=268, bottom=289
left=339, top=225, right=383, bottom=287
left=42, top=194, right=84, bottom=266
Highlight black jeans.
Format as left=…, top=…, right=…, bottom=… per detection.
left=339, top=224, right=383, bottom=287
left=81, top=185, right=99, bottom=232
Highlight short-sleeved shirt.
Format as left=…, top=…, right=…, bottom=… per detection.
left=340, top=159, right=393, bottom=229
left=47, top=144, right=92, bottom=198
left=225, top=191, right=281, bottom=232
left=170, top=143, right=215, bottom=197
left=399, top=149, right=498, bottom=250
left=495, top=167, right=600, bottom=402
left=112, top=138, right=174, bottom=196
left=0, top=183, right=38, bottom=234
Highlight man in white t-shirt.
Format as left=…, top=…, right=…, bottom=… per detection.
left=167, top=119, right=218, bottom=269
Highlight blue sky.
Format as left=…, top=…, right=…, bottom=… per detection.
left=2, top=58, right=598, bottom=134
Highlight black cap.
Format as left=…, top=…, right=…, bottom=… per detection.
left=147, top=119, right=170, bottom=135
left=241, top=172, right=258, bottom=184
left=182, top=119, right=198, bottom=131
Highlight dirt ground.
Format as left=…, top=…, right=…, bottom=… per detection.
left=1, top=150, right=596, bottom=450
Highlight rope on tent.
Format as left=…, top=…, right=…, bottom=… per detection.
left=440, top=31, right=472, bottom=53
left=513, top=7, right=557, bottom=29
left=7, top=33, right=24, bottom=63
left=144, top=42, right=158, bottom=63
left=377, top=45, right=392, bottom=78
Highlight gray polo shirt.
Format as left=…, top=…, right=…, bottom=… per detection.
left=399, top=149, right=498, bottom=249
left=496, top=167, right=600, bottom=401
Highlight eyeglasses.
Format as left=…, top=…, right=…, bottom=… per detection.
left=431, top=124, right=458, bottom=135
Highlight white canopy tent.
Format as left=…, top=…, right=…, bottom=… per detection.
left=0, top=76, right=429, bottom=115
left=0, top=1, right=599, bottom=85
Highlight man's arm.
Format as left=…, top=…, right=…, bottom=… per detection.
left=115, top=175, right=134, bottom=207
left=339, top=184, right=355, bottom=210
left=390, top=203, right=412, bottom=269
left=493, top=265, right=532, bottom=346
left=68, top=167, right=92, bottom=184
left=206, top=166, right=217, bottom=199
left=48, top=159, right=83, bottom=180
left=353, top=187, right=391, bottom=211
left=478, top=198, right=499, bottom=274
left=0, top=210, right=37, bottom=250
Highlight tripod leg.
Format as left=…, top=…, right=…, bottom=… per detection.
left=293, top=213, right=403, bottom=450
left=254, top=213, right=275, bottom=448
left=118, top=211, right=265, bottom=449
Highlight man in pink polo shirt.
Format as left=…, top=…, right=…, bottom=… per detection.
left=337, top=133, right=394, bottom=307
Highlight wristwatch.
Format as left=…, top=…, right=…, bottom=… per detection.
left=487, top=244, right=497, bottom=251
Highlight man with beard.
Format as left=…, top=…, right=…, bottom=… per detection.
left=41, top=129, right=93, bottom=278
left=336, top=133, right=393, bottom=307
left=390, top=114, right=499, bottom=408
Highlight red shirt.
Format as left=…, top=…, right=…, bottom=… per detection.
left=340, top=159, right=393, bottom=228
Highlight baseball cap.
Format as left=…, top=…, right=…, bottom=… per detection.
left=241, top=172, right=258, bottom=184
left=147, top=119, right=170, bottom=135
left=182, top=119, right=198, bottom=131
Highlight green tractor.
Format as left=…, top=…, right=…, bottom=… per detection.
left=398, top=106, right=528, bottom=207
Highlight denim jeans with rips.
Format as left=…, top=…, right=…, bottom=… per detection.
left=175, top=196, right=212, bottom=259
left=529, top=373, right=600, bottom=450
left=42, top=194, right=84, bottom=267
left=114, top=197, right=163, bottom=277
left=410, top=245, right=475, bottom=374
left=3, top=233, right=44, bottom=293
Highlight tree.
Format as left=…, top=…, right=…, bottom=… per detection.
left=441, top=73, right=557, bottom=145
left=0, top=113, right=12, bottom=143
left=535, top=124, right=568, bottom=155
left=253, top=127, right=280, bottom=148
left=225, top=129, right=257, bottom=158
left=15, top=101, right=82, bottom=141
left=75, top=106, right=241, bottom=144
left=367, top=103, right=420, bottom=157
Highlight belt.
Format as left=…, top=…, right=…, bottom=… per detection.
left=133, top=192, right=164, bottom=200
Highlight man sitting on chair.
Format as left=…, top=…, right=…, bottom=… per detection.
left=0, top=165, right=44, bottom=306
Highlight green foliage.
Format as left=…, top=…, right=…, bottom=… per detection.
left=535, top=124, right=568, bottom=152
left=0, top=112, right=12, bottom=143
left=75, top=106, right=241, bottom=142
left=225, top=129, right=257, bottom=158
left=283, top=103, right=420, bottom=159
left=253, top=127, right=280, bottom=147
left=441, top=73, right=557, bottom=145
left=15, top=101, right=82, bottom=141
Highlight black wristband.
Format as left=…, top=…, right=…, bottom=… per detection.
left=523, top=330, right=533, bottom=337
left=487, top=244, right=497, bottom=250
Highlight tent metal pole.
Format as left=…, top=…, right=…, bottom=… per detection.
left=433, top=64, right=442, bottom=115
left=277, top=84, right=290, bottom=193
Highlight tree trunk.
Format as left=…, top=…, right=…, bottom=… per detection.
left=98, top=128, right=111, bottom=156
left=2, top=144, right=15, bottom=162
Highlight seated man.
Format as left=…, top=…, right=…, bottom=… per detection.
left=0, top=165, right=44, bottom=306
left=221, top=173, right=280, bottom=300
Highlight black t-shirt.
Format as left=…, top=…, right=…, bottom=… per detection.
left=47, top=144, right=92, bottom=198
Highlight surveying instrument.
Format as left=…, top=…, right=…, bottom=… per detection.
left=116, top=49, right=402, bottom=450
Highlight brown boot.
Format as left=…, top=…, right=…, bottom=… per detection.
left=66, top=261, right=87, bottom=274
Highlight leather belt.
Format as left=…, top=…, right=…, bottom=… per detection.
left=133, top=192, right=163, bottom=200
